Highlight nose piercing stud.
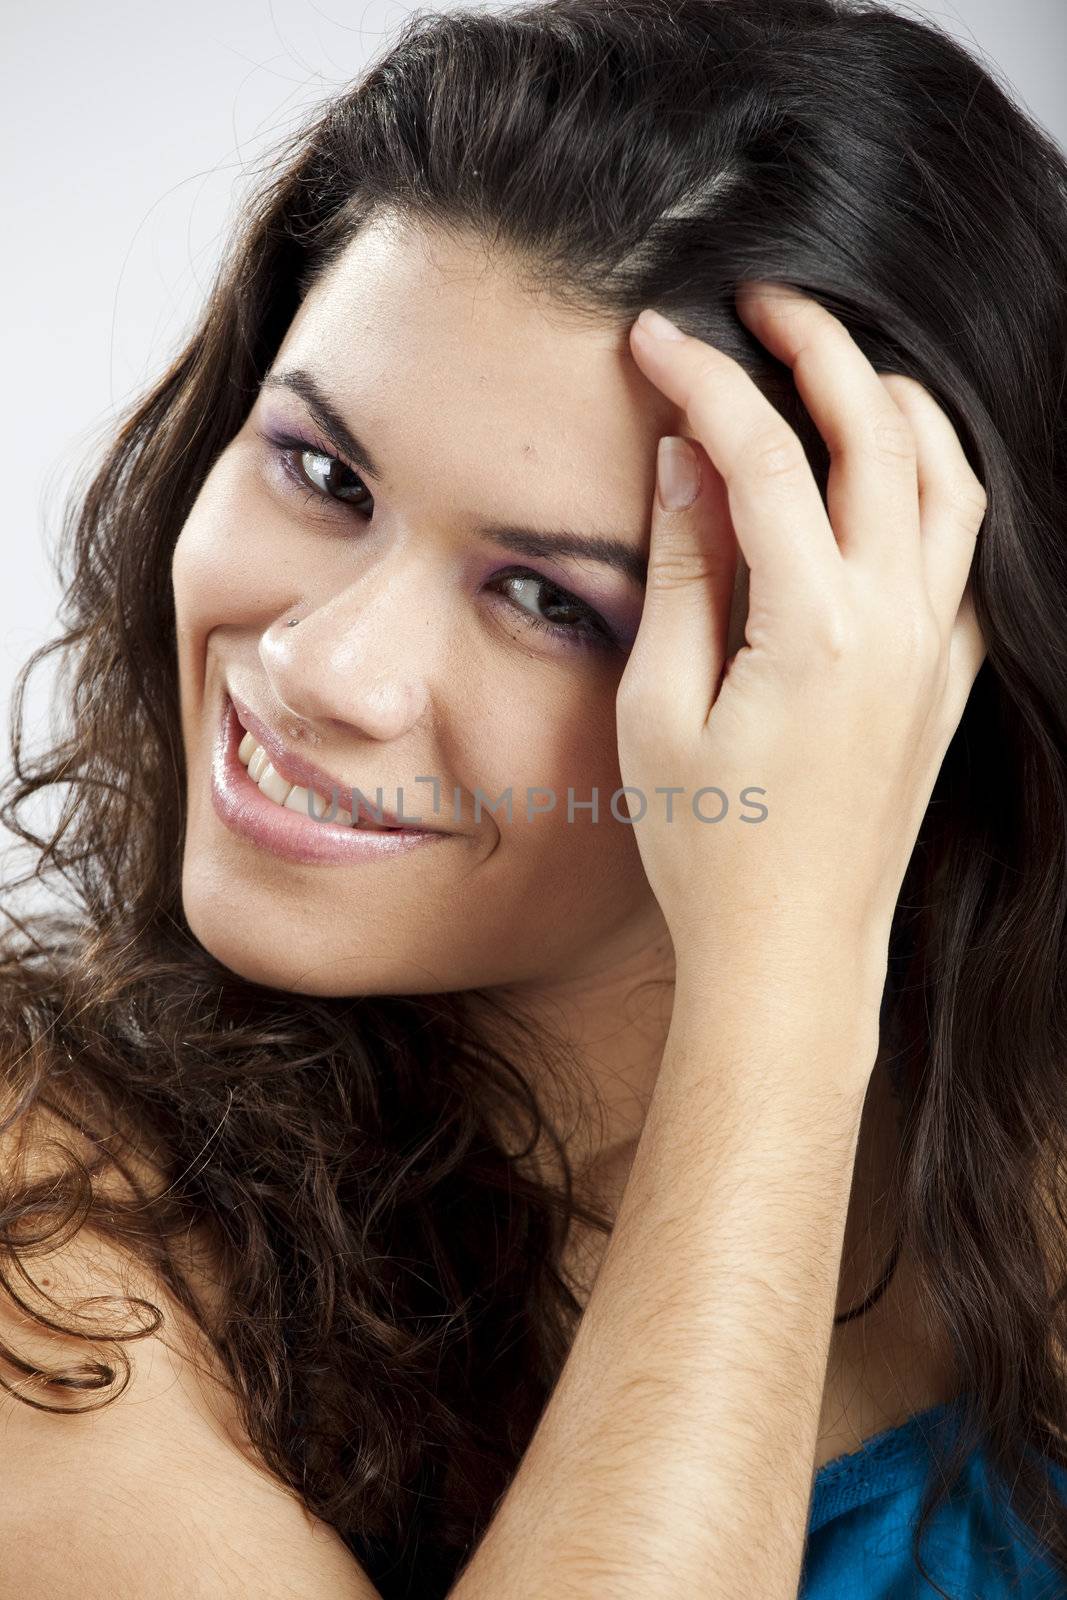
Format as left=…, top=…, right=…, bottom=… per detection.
left=287, top=617, right=300, bottom=627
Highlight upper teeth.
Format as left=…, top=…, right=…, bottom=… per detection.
left=237, top=729, right=373, bottom=828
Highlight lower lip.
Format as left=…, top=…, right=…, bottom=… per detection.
left=210, top=693, right=450, bottom=865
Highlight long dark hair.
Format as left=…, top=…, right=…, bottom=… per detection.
left=3, top=1, right=1067, bottom=1594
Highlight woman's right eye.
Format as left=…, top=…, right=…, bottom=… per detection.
left=260, top=430, right=375, bottom=520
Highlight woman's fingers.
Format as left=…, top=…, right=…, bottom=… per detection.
left=944, top=579, right=988, bottom=728
left=877, top=372, right=988, bottom=639
left=617, top=282, right=992, bottom=961
left=628, top=287, right=988, bottom=701
left=618, top=436, right=738, bottom=731
left=732, top=282, right=923, bottom=586
left=628, top=307, right=840, bottom=646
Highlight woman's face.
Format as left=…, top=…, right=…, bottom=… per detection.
left=172, top=212, right=690, bottom=997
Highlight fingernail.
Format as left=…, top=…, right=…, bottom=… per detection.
left=657, top=436, right=700, bottom=510
left=637, top=307, right=687, bottom=342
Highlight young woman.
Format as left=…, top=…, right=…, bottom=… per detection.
left=2, top=0, right=1066, bottom=1595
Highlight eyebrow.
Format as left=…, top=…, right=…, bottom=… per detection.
left=261, top=367, right=647, bottom=590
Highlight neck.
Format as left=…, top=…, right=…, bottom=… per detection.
left=470, top=936, right=890, bottom=1265
left=464, top=923, right=677, bottom=1197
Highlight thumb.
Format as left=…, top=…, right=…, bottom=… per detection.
left=618, top=435, right=738, bottom=730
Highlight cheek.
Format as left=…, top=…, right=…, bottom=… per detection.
left=467, top=658, right=622, bottom=811
left=171, top=502, right=230, bottom=725
left=171, top=461, right=302, bottom=647
left=171, top=460, right=307, bottom=739
left=474, top=668, right=649, bottom=907
left=172, top=460, right=238, bottom=627
left=171, top=513, right=238, bottom=636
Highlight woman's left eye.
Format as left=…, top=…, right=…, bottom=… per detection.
left=261, top=431, right=619, bottom=653
left=488, top=570, right=618, bottom=650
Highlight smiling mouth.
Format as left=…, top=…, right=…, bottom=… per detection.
left=235, top=724, right=411, bottom=831
left=211, top=693, right=450, bottom=865
left=226, top=686, right=441, bottom=832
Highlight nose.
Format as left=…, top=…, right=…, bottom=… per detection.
left=260, top=570, right=435, bottom=743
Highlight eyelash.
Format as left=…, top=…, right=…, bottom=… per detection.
left=260, top=429, right=620, bottom=652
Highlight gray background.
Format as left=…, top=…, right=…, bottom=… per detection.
left=2, top=0, right=1064, bottom=866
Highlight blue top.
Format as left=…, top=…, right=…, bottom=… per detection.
left=800, top=1398, right=1067, bottom=1597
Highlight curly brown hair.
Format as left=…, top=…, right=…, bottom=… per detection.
left=4, top=1, right=1067, bottom=1595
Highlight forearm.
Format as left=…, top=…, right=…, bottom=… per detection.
left=449, top=943, right=882, bottom=1600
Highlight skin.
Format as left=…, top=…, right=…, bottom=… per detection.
left=171, top=212, right=956, bottom=1480
left=174, top=207, right=699, bottom=1197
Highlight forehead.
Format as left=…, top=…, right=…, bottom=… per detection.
left=271, top=214, right=683, bottom=505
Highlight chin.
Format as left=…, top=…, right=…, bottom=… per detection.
left=179, top=871, right=452, bottom=998
left=182, top=916, right=389, bottom=996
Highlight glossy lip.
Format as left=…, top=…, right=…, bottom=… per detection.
left=211, top=692, right=450, bottom=866
left=226, top=686, right=443, bottom=830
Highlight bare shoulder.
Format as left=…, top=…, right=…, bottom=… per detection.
left=0, top=1110, right=382, bottom=1599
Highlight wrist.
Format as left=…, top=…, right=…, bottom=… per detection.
left=672, top=906, right=890, bottom=1003
left=669, top=928, right=887, bottom=1097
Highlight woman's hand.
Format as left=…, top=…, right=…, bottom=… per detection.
left=616, top=281, right=988, bottom=989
